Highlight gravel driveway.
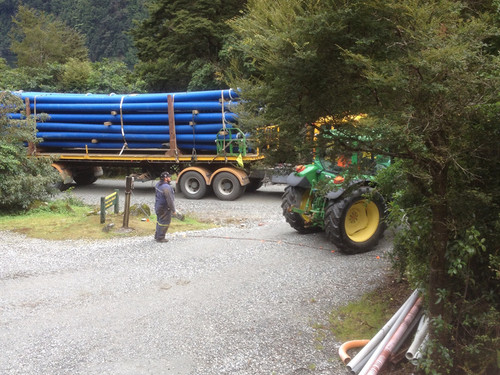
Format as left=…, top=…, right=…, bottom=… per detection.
left=0, top=179, right=393, bottom=375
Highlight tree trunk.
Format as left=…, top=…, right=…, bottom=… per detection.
left=428, top=161, right=451, bottom=370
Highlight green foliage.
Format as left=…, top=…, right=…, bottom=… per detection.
left=230, top=0, right=500, bottom=372
left=28, top=188, right=86, bottom=214
left=0, top=60, right=60, bottom=91
left=0, top=92, right=59, bottom=212
left=59, top=58, right=92, bottom=91
left=0, top=0, right=147, bottom=67
left=132, top=0, right=246, bottom=91
left=0, top=57, right=142, bottom=94
left=9, top=5, right=88, bottom=67
left=87, top=59, right=145, bottom=93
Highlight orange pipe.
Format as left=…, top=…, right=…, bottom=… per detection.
left=339, top=339, right=370, bottom=365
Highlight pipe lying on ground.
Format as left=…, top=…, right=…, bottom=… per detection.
left=347, top=289, right=420, bottom=374
left=406, top=314, right=429, bottom=362
left=409, top=333, right=429, bottom=365
left=357, top=291, right=421, bottom=375
left=391, top=309, right=424, bottom=355
left=350, top=346, right=376, bottom=374
left=365, top=297, right=423, bottom=375
left=339, top=340, right=370, bottom=365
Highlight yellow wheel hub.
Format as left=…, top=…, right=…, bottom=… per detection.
left=300, top=190, right=312, bottom=223
left=344, top=200, right=380, bottom=242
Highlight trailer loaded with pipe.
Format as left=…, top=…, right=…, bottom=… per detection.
left=9, top=89, right=270, bottom=200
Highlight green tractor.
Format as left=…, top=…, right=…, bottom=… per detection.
left=281, top=153, right=390, bottom=254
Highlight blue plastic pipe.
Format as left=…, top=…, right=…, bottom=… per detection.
left=29, top=101, right=238, bottom=114
left=36, top=132, right=239, bottom=142
left=8, top=112, right=238, bottom=124
left=38, top=141, right=220, bottom=151
left=35, top=122, right=231, bottom=134
left=15, top=88, right=238, bottom=104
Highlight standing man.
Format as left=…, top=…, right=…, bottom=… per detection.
left=154, top=171, right=176, bottom=243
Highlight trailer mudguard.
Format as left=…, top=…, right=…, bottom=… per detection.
left=52, top=162, right=73, bottom=184
left=209, top=167, right=250, bottom=186
left=286, top=173, right=311, bottom=189
left=177, top=166, right=211, bottom=185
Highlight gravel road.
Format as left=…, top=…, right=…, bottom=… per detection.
left=0, top=179, right=393, bottom=375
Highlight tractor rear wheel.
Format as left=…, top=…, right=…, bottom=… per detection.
left=281, top=186, right=317, bottom=233
left=324, top=186, right=386, bottom=254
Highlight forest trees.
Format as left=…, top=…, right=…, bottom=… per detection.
left=1, top=5, right=142, bottom=93
left=131, top=0, right=246, bottom=91
left=0, top=0, right=147, bottom=67
left=229, top=0, right=499, bottom=373
left=9, top=5, right=88, bottom=67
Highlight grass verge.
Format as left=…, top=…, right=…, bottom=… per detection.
left=314, top=274, right=414, bottom=374
left=0, top=196, right=216, bottom=240
left=326, top=275, right=412, bottom=343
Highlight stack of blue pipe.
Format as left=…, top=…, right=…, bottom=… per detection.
left=10, top=89, right=240, bottom=152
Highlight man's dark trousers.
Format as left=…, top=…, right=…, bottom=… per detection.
left=155, top=208, right=171, bottom=240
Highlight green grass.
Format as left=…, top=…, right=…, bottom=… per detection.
left=326, top=289, right=395, bottom=342
left=316, top=275, right=412, bottom=343
left=0, top=197, right=216, bottom=240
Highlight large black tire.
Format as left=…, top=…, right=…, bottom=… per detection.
left=245, top=178, right=263, bottom=193
left=179, top=171, right=207, bottom=199
left=324, top=186, right=386, bottom=254
left=73, top=171, right=98, bottom=185
left=281, top=186, right=317, bottom=233
left=53, top=180, right=72, bottom=191
left=212, top=172, right=245, bottom=201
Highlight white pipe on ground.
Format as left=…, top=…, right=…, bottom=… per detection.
left=409, top=333, right=429, bottom=365
left=391, top=309, right=423, bottom=354
left=351, top=346, right=376, bottom=374
left=365, top=297, right=423, bottom=375
left=406, top=314, right=429, bottom=361
left=347, top=289, right=420, bottom=373
left=354, top=290, right=420, bottom=375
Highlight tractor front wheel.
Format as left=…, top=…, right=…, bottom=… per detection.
left=324, top=186, right=386, bottom=254
left=281, top=186, right=317, bottom=233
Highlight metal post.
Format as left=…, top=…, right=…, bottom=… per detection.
left=114, top=189, right=120, bottom=214
left=122, top=176, right=133, bottom=228
left=100, top=196, right=105, bottom=224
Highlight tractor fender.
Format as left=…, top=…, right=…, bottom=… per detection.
left=209, top=167, right=250, bottom=186
left=286, top=173, right=311, bottom=189
left=325, top=179, right=371, bottom=200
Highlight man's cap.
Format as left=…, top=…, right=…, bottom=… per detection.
left=160, top=171, right=171, bottom=179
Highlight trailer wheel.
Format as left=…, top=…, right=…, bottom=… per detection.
left=73, top=170, right=98, bottom=185
left=212, top=172, right=244, bottom=201
left=179, top=171, right=207, bottom=199
left=245, top=178, right=263, bottom=193
left=324, top=186, right=386, bottom=254
left=53, top=180, right=72, bottom=191
left=281, top=186, right=317, bottom=233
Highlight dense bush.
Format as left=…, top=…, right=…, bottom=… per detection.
left=0, top=92, right=59, bottom=212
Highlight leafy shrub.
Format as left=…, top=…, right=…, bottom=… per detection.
left=0, top=92, right=59, bottom=213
